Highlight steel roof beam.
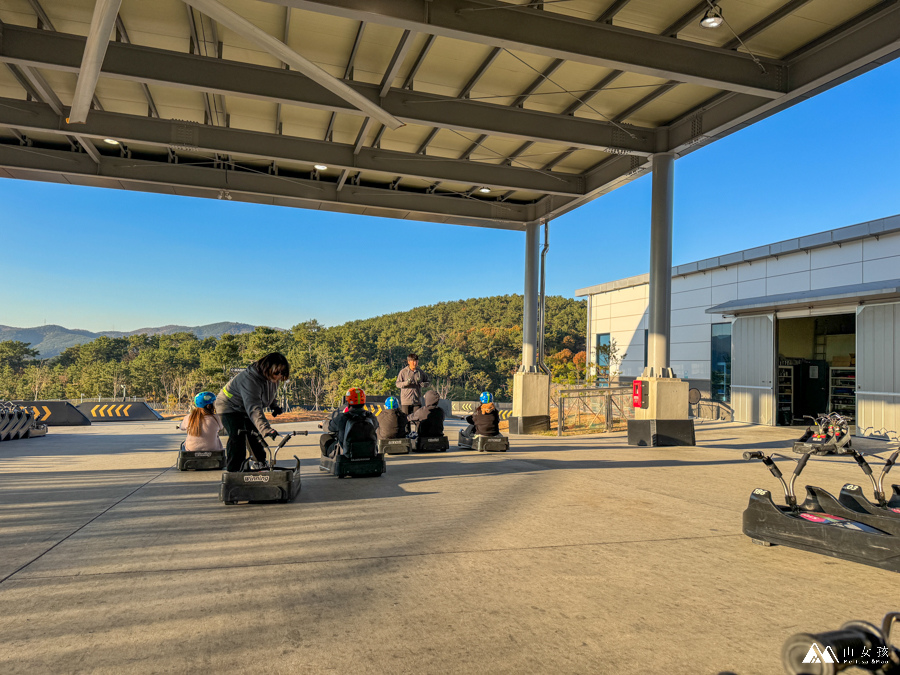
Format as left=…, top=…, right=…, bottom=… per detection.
left=180, top=0, right=403, bottom=129
left=667, top=0, right=900, bottom=156
left=0, top=26, right=657, bottom=155
left=596, top=0, right=633, bottom=24
left=114, top=15, right=159, bottom=118
left=512, top=58, right=563, bottom=108
left=0, top=97, right=584, bottom=196
left=68, top=0, right=122, bottom=124
left=660, top=1, right=708, bottom=38
left=11, top=66, right=101, bottom=164
left=260, top=0, right=787, bottom=98
left=402, top=34, right=435, bottom=89
left=534, top=1, right=900, bottom=225
left=0, top=144, right=530, bottom=228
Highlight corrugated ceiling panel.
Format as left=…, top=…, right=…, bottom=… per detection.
left=119, top=0, right=190, bottom=52
left=224, top=96, right=279, bottom=135
left=286, top=9, right=362, bottom=79
left=351, top=24, right=406, bottom=87
left=413, top=37, right=498, bottom=98
left=621, top=82, right=719, bottom=128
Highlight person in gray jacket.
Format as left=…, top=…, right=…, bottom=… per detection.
left=395, top=353, right=431, bottom=416
left=215, top=352, right=289, bottom=472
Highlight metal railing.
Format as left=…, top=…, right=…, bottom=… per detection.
left=554, top=386, right=633, bottom=435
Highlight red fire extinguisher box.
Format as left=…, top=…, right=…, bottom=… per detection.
left=632, top=380, right=645, bottom=409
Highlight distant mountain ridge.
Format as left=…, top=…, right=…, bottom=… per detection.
left=0, top=322, right=257, bottom=358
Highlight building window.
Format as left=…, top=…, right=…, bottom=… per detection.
left=595, top=333, right=610, bottom=386
left=711, top=323, right=732, bottom=403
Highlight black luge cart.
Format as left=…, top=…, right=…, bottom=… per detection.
left=414, top=435, right=449, bottom=452
left=742, top=450, right=900, bottom=572
left=837, top=448, right=900, bottom=518
left=320, top=429, right=385, bottom=478
left=792, top=413, right=852, bottom=456
left=377, top=438, right=411, bottom=455
left=220, top=430, right=308, bottom=505
left=177, top=441, right=225, bottom=471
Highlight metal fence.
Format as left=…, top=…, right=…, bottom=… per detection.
left=553, top=386, right=634, bottom=435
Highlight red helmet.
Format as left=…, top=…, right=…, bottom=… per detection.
left=345, top=387, right=366, bottom=406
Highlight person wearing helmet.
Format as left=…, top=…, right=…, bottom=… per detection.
left=180, top=391, right=224, bottom=453
left=320, top=387, right=379, bottom=457
left=376, top=396, right=410, bottom=440
left=215, top=352, right=289, bottom=472
left=460, top=391, right=500, bottom=444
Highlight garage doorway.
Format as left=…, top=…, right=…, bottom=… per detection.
left=775, top=313, right=856, bottom=426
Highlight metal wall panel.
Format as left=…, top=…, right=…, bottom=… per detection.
left=731, top=314, right=774, bottom=425
left=857, top=303, right=900, bottom=440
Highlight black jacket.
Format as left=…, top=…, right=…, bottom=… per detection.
left=327, top=406, right=378, bottom=447
left=466, top=403, right=500, bottom=436
left=377, top=409, right=410, bottom=440
left=410, top=391, right=444, bottom=436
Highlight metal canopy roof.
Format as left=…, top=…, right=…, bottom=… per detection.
left=0, top=0, right=897, bottom=230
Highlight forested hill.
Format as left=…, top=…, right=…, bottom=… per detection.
left=0, top=322, right=255, bottom=358
left=0, top=295, right=585, bottom=407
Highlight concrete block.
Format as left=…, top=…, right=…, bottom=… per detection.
left=633, top=378, right=689, bottom=420
left=512, top=371, right=550, bottom=428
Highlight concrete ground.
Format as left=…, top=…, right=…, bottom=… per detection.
left=0, top=419, right=897, bottom=675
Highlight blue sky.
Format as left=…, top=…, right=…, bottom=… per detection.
left=2, top=58, right=899, bottom=333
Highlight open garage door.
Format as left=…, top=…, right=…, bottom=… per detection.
left=857, top=303, right=900, bottom=440
left=732, top=315, right=775, bottom=425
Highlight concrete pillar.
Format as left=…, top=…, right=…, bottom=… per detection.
left=629, top=152, right=694, bottom=446
left=512, top=221, right=550, bottom=433
left=521, top=221, right=539, bottom=373
left=644, top=152, right=675, bottom=379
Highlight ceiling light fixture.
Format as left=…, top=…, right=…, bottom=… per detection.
left=699, top=4, right=724, bottom=28
left=479, top=187, right=491, bottom=193
left=314, top=164, right=328, bottom=171
left=103, top=138, right=120, bottom=145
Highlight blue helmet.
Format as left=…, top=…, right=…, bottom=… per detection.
left=194, top=391, right=216, bottom=408
left=479, top=391, right=493, bottom=404
left=385, top=396, right=399, bottom=410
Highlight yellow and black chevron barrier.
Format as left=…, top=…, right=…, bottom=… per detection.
left=450, top=401, right=512, bottom=419
left=13, top=400, right=92, bottom=426
left=76, top=401, right=164, bottom=422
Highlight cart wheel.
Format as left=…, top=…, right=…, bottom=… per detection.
left=224, top=501, right=236, bottom=505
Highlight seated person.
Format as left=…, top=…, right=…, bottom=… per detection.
left=180, top=391, right=224, bottom=452
left=409, top=390, right=445, bottom=437
left=320, top=387, right=379, bottom=458
left=377, top=396, right=410, bottom=440
left=461, top=391, right=501, bottom=442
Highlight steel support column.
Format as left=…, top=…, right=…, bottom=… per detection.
left=644, top=152, right=674, bottom=378
left=521, top=221, right=540, bottom=372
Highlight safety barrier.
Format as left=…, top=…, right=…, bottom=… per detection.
left=0, top=402, right=46, bottom=441
left=13, top=401, right=91, bottom=426
left=451, top=401, right=513, bottom=420
left=76, top=401, right=163, bottom=422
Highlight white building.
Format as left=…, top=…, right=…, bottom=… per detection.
left=576, top=214, right=900, bottom=438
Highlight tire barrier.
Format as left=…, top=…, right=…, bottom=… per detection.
left=12, top=401, right=91, bottom=426
left=76, top=401, right=163, bottom=422
left=0, top=402, right=49, bottom=442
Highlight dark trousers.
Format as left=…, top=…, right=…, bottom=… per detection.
left=400, top=404, right=420, bottom=416
left=460, top=424, right=475, bottom=440
left=221, top=412, right=267, bottom=472
left=319, top=433, right=337, bottom=457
